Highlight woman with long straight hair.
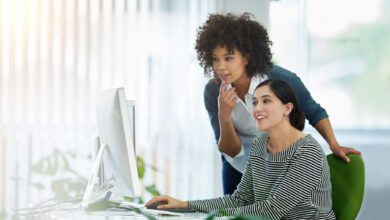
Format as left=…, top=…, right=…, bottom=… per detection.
left=146, top=80, right=336, bottom=219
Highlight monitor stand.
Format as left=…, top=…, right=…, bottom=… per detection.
left=82, top=143, right=108, bottom=208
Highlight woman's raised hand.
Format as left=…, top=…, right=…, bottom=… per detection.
left=218, top=82, right=237, bottom=120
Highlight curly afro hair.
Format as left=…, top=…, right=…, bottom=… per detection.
left=195, top=13, right=273, bottom=79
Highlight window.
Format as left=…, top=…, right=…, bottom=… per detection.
left=270, top=1, right=390, bottom=219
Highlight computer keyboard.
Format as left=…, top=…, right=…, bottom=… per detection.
left=117, top=201, right=144, bottom=209
left=117, top=201, right=184, bottom=216
left=140, top=208, right=184, bottom=216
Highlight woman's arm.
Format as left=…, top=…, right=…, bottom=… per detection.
left=315, top=118, right=361, bottom=162
left=204, top=81, right=242, bottom=157
left=201, top=144, right=329, bottom=219
left=188, top=155, right=255, bottom=212
left=218, top=113, right=242, bottom=157
left=146, top=156, right=256, bottom=213
left=217, top=82, right=242, bottom=156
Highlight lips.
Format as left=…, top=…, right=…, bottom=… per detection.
left=220, top=74, right=230, bottom=80
left=256, top=115, right=267, bottom=120
left=255, top=113, right=267, bottom=120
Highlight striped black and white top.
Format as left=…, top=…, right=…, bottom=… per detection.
left=189, top=134, right=336, bottom=219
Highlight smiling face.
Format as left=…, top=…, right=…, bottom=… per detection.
left=212, top=46, right=249, bottom=84
left=252, top=85, right=293, bottom=132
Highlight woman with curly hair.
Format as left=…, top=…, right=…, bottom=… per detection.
left=195, top=13, right=360, bottom=195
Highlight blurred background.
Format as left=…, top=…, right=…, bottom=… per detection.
left=0, top=0, right=389, bottom=219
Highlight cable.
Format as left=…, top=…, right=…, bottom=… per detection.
left=12, top=178, right=115, bottom=218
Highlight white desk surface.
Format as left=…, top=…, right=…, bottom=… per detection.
left=39, top=209, right=212, bottom=220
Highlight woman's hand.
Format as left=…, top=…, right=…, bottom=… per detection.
left=145, top=195, right=189, bottom=210
left=218, top=82, right=237, bottom=120
left=314, top=118, right=362, bottom=163
left=330, top=144, right=361, bottom=163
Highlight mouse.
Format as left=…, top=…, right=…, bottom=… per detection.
left=145, top=201, right=167, bottom=210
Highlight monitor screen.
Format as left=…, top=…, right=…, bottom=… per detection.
left=84, top=87, right=141, bottom=203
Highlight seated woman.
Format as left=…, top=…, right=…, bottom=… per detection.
left=146, top=79, right=336, bottom=219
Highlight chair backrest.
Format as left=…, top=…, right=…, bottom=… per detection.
left=327, top=154, right=365, bottom=220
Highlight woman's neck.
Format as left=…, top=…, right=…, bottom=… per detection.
left=232, top=75, right=251, bottom=99
left=267, top=124, right=305, bottom=154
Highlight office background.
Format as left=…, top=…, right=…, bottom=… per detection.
left=0, top=0, right=389, bottom=219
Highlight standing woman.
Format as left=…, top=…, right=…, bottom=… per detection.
left=195, top=13, right=361, bottom=195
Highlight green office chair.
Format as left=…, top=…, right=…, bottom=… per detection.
left=327, top=154, right=365, bottom=220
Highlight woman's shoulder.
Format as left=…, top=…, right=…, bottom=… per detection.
left=294, top=134, right=326, bottom=159
left=267, top=65, right=299, bottom=81
left=204, top=79, right=221, bottom=96
left=249, top=133, right=268, bottom=156
left=300, top=134, right=322, bottom=149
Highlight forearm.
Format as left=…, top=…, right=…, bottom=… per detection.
left=315, top=117, right=361, bottom=161
left=189, top=191, right=253, bottom=214
left=189, top=195, right=277, bottom=219
left=218, top=117, right=242, bottom=157
left=189, top=161, right=255, bottom=214
left=188, top=195, right=238, bottom=214
left=209, top=203, right=279, bottom=219
left=314, top=118, right=339, bottom=148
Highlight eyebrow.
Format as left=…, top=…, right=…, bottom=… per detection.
left=212, top=53, right=234, bottom=57
left=260, top=95, right=272, bottom=98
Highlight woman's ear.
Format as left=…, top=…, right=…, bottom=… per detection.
left=284, top=103, right=293, bottom=116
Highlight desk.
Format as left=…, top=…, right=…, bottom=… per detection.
left=37, top=209, right=211, bottom=220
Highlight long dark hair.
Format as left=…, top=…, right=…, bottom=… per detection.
left=255, top=79, right=305, bottom=131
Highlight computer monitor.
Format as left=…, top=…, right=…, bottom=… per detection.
left=82, top=87, right=141, bottom=205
